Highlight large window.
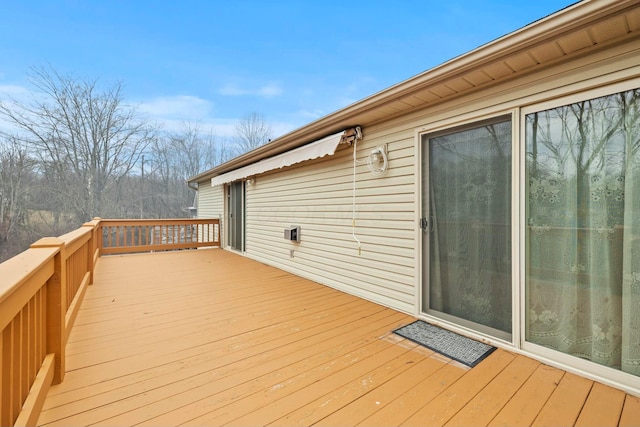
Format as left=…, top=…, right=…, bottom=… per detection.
left=525, top=88, right=640, bottom=376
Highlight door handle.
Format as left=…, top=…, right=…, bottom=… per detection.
left=420, top=217, right=429, bottom=232
left=420, top=216, right=434, bottom=232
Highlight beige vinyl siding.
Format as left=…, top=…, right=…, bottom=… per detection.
left=241, top=37, right=640, bottom=316
left=245, top=132, right=417, bottom=314
left=196, top=181, right=224, bottom=245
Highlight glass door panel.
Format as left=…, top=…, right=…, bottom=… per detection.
left=422, top=116, right=512, bottom=338
left=228, top=181, right=245, bottom=252
left=525, top=88, right=640, bottom=376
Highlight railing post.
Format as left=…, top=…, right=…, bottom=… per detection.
left=82, top=219, right=98, bottom=286
left=30, top=237, right=66, bottom=385
left=95, top=217, right=103, bottom=256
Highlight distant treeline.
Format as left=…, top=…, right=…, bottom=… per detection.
left=0, top=66, right=273, bottom=262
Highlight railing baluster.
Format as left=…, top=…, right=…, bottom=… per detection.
left=5, top=320, right=16, bottom=424
left=0, top=323, right=4, bottom=427
left=13, top=313, right=20, bottom=420
left=95, top=219, right=220, bottom=255
left=20, top=307, right=27, bottom=407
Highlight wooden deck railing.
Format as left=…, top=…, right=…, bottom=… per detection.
left=0, top=218, right=220, bottom=426
left=99, top=218, right=220, bottom=255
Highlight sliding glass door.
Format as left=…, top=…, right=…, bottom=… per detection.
left=422, top=116, right=512, bottom=339
left=418, top=85, right=640, bottom=381
left=227, top=181, right=245, bottom=252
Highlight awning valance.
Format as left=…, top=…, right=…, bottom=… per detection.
left=211, top=130, right=345, bottom=187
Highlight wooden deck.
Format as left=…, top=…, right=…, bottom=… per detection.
left=35, top=249, right=640, bottom=427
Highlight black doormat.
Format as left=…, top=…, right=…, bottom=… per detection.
left=393, top=320, right=496, bottom=367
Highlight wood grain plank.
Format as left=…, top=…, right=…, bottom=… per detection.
left=39, top=308, right=403, bottom=426
left=488, top=364, right=565, bottom=427
left=225, top=340, right=415, bottom=427
left=575, top=382, right=626, bottom=427
left=619, top=394, right=640, bottom=427
left=36, top=249, right=410, bottom=424
left=109, top=316, right=409, bottom=427
left=314, top=348, right=444, bottom=427
left=271, top=342, right=428, bottom=426
left=357, top=360, right=467, bottom=427
left=50, top=296, right=358, bottom=394
left=401, top=349, right=516, bottom=427
left=65, top=292, right=353, bottom=359
left=63, top=291, right=356, bottom=369
left=444, top=355, right=540, bottom=427
left=43, top=300, right=392, bottom=420
left=532, top=372, right=593, bottom=427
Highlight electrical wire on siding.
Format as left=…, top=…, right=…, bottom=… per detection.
left=350, top=127, right=389, bottom=256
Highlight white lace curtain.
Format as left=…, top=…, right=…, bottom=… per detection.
left=428, top=119, right=512, bottom=334
left=526, top=89, right=640, bottom=376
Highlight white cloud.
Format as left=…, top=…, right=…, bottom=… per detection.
left=0, top=84, right=33, bottom=104
left=0, top=84, right=28, bottom=96
left=258, top=83, right=283, bottom=97
left=137, top=95, right=213, bottom=120
left=1, top=85, right=297, bottom=141
left=219, top=82, right=283, bottom=98
left=156, top=116, right=238, bottom=138
left=135, top=93, right=297, bottom=139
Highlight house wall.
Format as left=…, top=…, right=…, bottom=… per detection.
left=237, top=37, right=640, bottom=316
left=196, top=37, right=640, bottom=316
left=245, top=131, right=417, bottom=314
left=196, top=181, right=225, bottom=246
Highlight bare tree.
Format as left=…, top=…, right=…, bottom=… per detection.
left=0, top=137, right=35, bottom=261
left=233, top=112, right=273, bottom=155
left=170, top=121, right=218, bottom=179
left=214, top=134, right=235, bottom=165
left=139, top=120, right=240, bottom=218
left=0, top=66, right=156, bottom=223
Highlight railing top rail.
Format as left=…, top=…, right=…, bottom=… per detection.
left=0, top=245, right=58, bottom=306
left=58, top=225, right=93, bottom=247
left=98, top=218, right=218, bottom=225
left=96, top=218, right=221, bottom=255
left=83, top=218, right=101, bottom=227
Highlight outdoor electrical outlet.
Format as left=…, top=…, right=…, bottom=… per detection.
left=290, top=249, right=295, bottom=258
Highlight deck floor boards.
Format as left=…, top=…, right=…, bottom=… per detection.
left=35, top=249, right=639, bottom=426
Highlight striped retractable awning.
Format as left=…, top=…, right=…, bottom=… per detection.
left=211, top=130, right=344, bottom=187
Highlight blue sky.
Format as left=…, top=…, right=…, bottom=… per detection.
left=0, top=0, right=578, bottom=139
